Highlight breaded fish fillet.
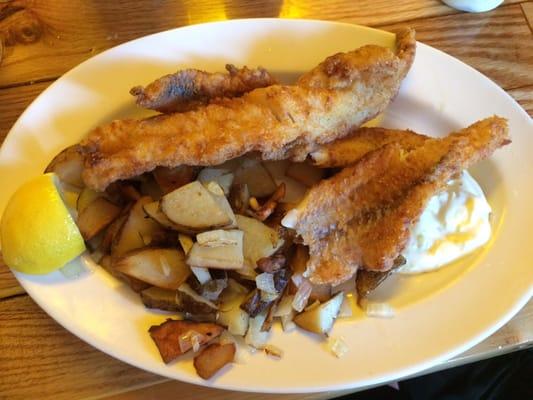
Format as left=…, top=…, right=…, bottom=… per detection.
left=282, top=117, right=510, bottom=285
left=130, top=64, right=277, bottom=113
left=81, top=29, right=416, bottom=191
left=310, top=127, right=430, bottom=168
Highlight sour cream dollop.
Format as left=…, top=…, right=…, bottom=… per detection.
left=398, top=170, right=492, bottom=274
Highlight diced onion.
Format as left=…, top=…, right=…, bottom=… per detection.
left=338, top=295, right=354, bottom=318
left=191, top=266, right=211, bottom=285
left=260, top=290, right=279, bottom=302
left=263, top=344, right=283, bottom=359
left=360, top=299, right=395, bottom=318
left=178, top=330, right=205, bottom=353
left=292, top=279, right=312, bottom=312
left=255, top=273, right=277, bottom=294
left=327, top=336, right=349, bottom=358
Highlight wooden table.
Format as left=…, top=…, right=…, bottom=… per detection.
left=1, top=1, right=532, bottom=399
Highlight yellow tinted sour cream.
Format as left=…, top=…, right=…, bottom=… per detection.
left=398, top=170, right=491, bottom=274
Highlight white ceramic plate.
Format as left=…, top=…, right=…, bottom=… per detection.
left=1, top=19, right=532, bottom=393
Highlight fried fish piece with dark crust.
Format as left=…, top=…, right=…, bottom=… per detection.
left=283, top=117, right=510, bottom=285
left=130, top=64, right=277, bottom=113
left=81, top=29, right=416, bottom=191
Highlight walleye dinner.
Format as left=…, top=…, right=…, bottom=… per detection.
left=0, top=28, right=511, bottom=380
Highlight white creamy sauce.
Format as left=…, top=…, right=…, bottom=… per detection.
left=398, top=170, right=492, bottom=274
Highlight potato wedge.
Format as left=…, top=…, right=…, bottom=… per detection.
left=177, top=283, right=218, bottom=314
left=187, top=230, right=244, bottom=270
left=114, top=248, right=190, bottom=290
left=217, top=292, right=249, bottom=336
left=112, top=197, right=163, bottom=257
left=77, top=197, right=121, bottom=241
left=236, top=215, right=283, bottom=268
left=45, top=144, right=84, bottom=187
left=153, top=166, right=198, bottom=194
left=286, top=162, right=325, bottom=187
left=100, top=254, right=150, bottom=292
left=99, top=214, right=127, bottom=253
left=233, top=159, right=277, bottom=197
left=161, top=181, right=235, bottom=231
left=193, top=343, right=236, bottom=379
left=76, top=188, right=101, bottom=214
left=148, top=319, right=224, bottom=363
left=245, top=310, right=270, bottom=348
left=294, top=292, right=344, bottom=335
left=196, top=229, right=240, bottom=247
left=228, top=183, right=250, bottom=215
left=142, top=200, right=188, bottom=231
left=141, top=286, right=181, bottom=312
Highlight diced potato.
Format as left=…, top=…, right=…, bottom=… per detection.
left=99, top=214, right=126, bottom=253
left=233, top=160, right=277, bottom=197
left=141, top=287, right=181, bottom=312
left=193, top=343, right=236, bottom=379
left=112, top=197, right=163, bottom=257
left=228, top=183, right=250, bottom=215
left=178, top=234, right=194, bottom=254
left=160, top=181, right=235, bottom=230
left=273, top=294, right=295, bottom=317
left=148, top=319, right=224, bottom=363
left=100, top=254, right=151, bottom=293
left=245, top=310, right=270, bottom=348
left=114, top=248, right=191, bottom=290
left=187, top=230, right=244, bottom=269
left=294, top=292, right=344, bottom=335
left=236, top=215, right=283, bottom=268
left=77, top=197, right=121, bottom=241
left=262, top=160, right=290, bottom=181
left=76, top=188, right=101, bottom=214
left=153, top=166, right=198, bottom=194
left=143, top=200, right=183, bottom=231
left=45, top=145, right=84, bottom=187
left=177, top=283, right=218, bottom=314
left=286, top=162, right=325, bottom=187
left=274, top=176, right=307, bottom=204
left=356, top=269, right=394, bottom=298
left=218, top=292, right=249, bottom=336
left=197, top=229, right=241, bottom=247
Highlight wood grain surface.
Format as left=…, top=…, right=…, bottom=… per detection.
left=0, top=294, right=530, bottom=400
left=0, top=0, right=532, bottom=399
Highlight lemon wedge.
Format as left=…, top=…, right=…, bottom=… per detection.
left=0, top=173, right=86, bottom=274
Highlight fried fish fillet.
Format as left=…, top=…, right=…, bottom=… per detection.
left=310, top=126, right=430, bottom=168
left=81, top=29, right=416, bottom=191
left=282, top=117, right=510, bottom=285
left=130, top=64, right=277, bottom=113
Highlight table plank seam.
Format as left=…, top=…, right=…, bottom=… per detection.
left=0, top=76, right=57, bottom=91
